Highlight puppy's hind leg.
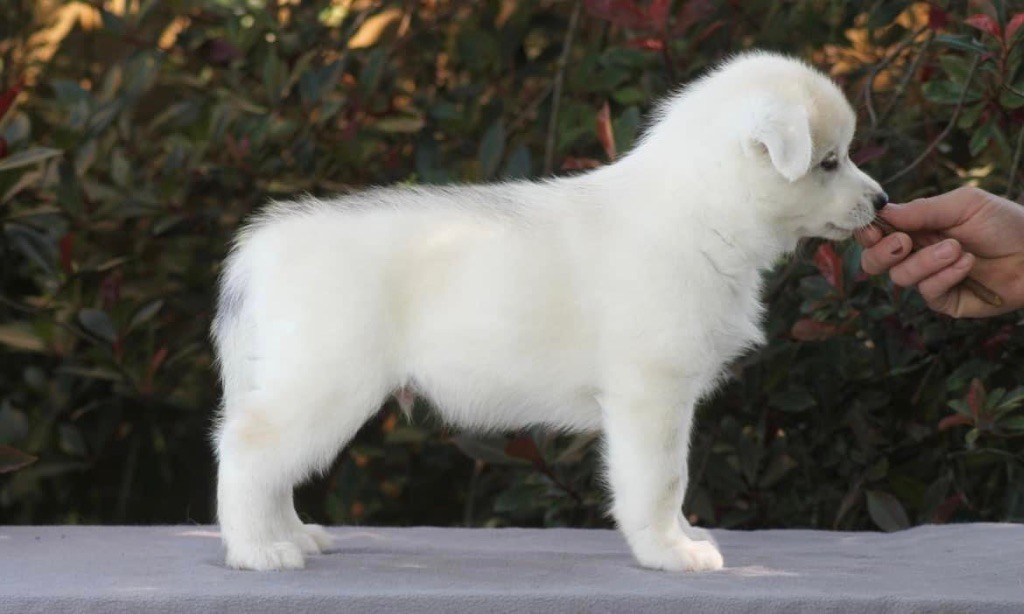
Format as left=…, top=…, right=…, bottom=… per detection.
left=216, top=382, right=383, bottom=571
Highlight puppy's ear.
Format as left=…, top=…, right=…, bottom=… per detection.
left=745, top=100, right=813, bottom=182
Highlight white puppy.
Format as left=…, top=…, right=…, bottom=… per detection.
left=213, top=51, right=887, bottom=572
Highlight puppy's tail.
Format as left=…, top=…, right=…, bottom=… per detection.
left=211, top=247, right=254, bottom=434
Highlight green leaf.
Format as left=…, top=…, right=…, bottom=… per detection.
left=612, top=87, right=645, bottom=106
left=868, top=1, right=910, bottom=29
left=56, top=366, right=124, bottom=382
left=78, top=308, right=118, bottom=344
left=452, top=435, right=527, bottom=465
left=111, top=148, right=131, bottom=188
left=128, top=299, right=164, bottom=331
left=1, top=111, right=31, bottom=145
left=100, top=8, right=126, bottom=35
left=358, top=48, right=387, bottom=96
left=58, top=424, right=88, bottom=457
left=429, top=102, right=461, bottom=121
left=769, top=388, right=816, bottom=412
left=553, top=433, right=598, bottom=465
left=0, top=147, right=63, bottom=172
left=493, top=482, right=547, bottom=513
left=384, top=425, right=429, bottom=444
left=938, top=55, right=970, bottom=84
left=998, top=416, right=1024, bottom=432
left=0, top=445, right=38, bottom=474
left=969, top=121, right=997, bottom=156
left=375, top=115, right=425, bottom=133
left=0, top=324, right=46, bottom=352
left=86, top=99, right=125, bottom=138
left=994, top=387, right=1024, bottom=415
left=502, top=144, right=532, bottom=179
left=0, top=403, right=29, bottom=445
left=612, top=106, right=641, bottom=155
left=933, top=34, right=988, bottom=54
left=865, top=490, right=910, bottom=532
left=958, top=101, right=986, bottom=130
left=262, top=51, right=287, bottom=102
left=478, top=120, right=506, bottom=180
left=922, top=80, right=980, bottom=105
left=1000, top=86, right=1024, bottom=109
left=759, top=454, right=797, bottom=488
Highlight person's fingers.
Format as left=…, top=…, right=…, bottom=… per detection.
left=888, top=239, right=962, bottom=287
left=854, top=224, right=883, bottom=247
left=918, top=252, right=975, bottom=316
left=860, top=232, right=913, bottom=275
left=881, top=187, right=983, bottom=232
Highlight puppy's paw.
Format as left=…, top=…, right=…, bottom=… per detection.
left=633, top=537, right=724, bottom=572
left=292, top=523, right=333, bottom=554
left=226, top=540, right=305, bottom=571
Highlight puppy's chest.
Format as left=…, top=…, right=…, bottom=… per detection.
left=707, top=280, right=768, bottom=359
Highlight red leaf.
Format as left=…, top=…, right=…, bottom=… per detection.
left=561, top=156, right=603, bottom=171
left=966, top=378, right=986, bottom=418
left=505, top=436, right=544, bottom=465
left=674, top=0, right=716, bottom=34
left=584, top=0, right=651, bottom=30
left=689, top=19, right=725, bottom=45
left=204, top=38, right=241, bottom=64
left=647, top=0, right=671, bottom=30
left=938, top=414, right=973, bottom=431
left=0, top=445, right=38, bottom=474
left=150, top=346, right=169, bottom=373
left=931, top=493, right=963, bottom=524
left=850, top=144, right=888, bottom=166
left=624, top=36, right=665, bottom=50
left=813, top=243, right=844, bottom=293
left=143, top=346, right=169, bottom=393
left=791, top=319, right=842, bottom=342
left=596, top=101, right=616, bottom=161
left=981, top=324, right=1013, bottom=357
left=225, top=134, right=250, bottom=164
left=1006, top=12, right=1024, bottom=42
left=928, top=6, right=950, bottom=30
left=965, top=13, right=1002, bottom=39
left=59, top=233, right=75, bottom=274
left=100, top=270, right=122, bottom=310
left=0, top=79, right=25, bottom=122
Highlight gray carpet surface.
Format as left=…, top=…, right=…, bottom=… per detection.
left=1, top=524, right=1021, bottom=613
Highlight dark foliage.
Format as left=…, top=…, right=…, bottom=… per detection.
left=1, top=0, right=1022, bottom=532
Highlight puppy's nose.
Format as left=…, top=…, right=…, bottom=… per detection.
left=872, top=191, right=889, bottom=211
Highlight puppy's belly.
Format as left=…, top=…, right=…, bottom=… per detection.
left=419, top=373, right=603, bottom=432
left=405, top=333, right=602, bottom=432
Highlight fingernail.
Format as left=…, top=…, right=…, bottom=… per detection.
left=955, top=253, right=973, bottom=269
left=890, top=239, right=904, bottom=256
left=935, top=240, right=956, bottom=261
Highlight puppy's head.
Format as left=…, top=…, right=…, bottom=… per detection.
left=724, top=54, right=886, bottom=240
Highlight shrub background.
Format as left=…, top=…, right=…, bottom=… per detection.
left=1, top=0, right=1023, bottom=531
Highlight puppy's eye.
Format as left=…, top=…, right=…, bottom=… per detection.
left=820, top=154, right=839, bottom=171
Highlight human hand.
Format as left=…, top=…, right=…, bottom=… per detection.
left=854, top=187, right=1024, bottom=318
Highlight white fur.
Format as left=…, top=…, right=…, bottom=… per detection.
left=212, top=52, right=885, bottom=572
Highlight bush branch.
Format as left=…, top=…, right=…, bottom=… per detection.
left=884, top=54, right=981, bottom=184
left=543, top=0, right=583, bottom=175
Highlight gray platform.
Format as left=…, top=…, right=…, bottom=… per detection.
left=1, top=524, right=1022, bottom=612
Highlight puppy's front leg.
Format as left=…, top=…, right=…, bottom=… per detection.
left=602, top=389, right=723, bottom=572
